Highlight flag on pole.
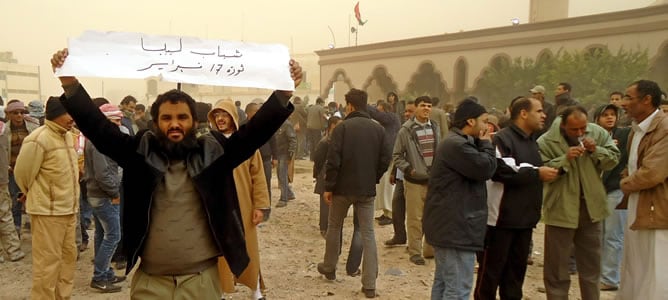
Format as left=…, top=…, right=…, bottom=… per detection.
left=354, top=2, right=367, bottom=26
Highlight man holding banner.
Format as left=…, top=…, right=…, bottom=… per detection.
left=50, top=40, right=301, bottom=298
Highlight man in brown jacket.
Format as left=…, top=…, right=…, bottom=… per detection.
left=14, top=98, right=79, bottom=299
left=618, top=79, right=668, bottom=299
left=209, top=100, right=270, bottom=300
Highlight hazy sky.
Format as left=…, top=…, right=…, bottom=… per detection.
left=0, top=0, right=654, bottom=99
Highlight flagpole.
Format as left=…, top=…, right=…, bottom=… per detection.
left=348, top=14, right=351, bottom=47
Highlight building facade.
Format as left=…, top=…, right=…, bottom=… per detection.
left=316, top=4, right=668, bottom=107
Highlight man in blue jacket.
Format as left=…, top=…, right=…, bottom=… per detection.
left=424, top=98, right=497, bottom=300
left=51, top=48, right=301, bottom=299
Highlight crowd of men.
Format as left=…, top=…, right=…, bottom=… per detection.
left=309, top=81, right=667, bottom=300
left=0, top=47, right=666, bottom=300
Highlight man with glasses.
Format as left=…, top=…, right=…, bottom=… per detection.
left=618, top=80, right=668, bottom=299
left=5, top=100, right=40, bottom=237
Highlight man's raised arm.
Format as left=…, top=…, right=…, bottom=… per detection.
left=50, top=48, right=135, bottom=167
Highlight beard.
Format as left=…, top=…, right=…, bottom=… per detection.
left=155, top=127, right=199, bottom=160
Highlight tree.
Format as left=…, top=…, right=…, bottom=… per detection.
left=472, top=47, right=649, bottom=109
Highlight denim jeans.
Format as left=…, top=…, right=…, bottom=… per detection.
left=319, top=193, right=363, bottom=274
left=8, top=174, right=22, bottom=231
left=601, top=189, right=626, bottom=287
left=277, top=155, right=295, bottom=202
left=432, top=246, right=476, bottom=300
left=79, top=181, right=92, bottom=244
left=88, top=197, right=121, bottom=281
left=322, top=195, right=377, bottom=290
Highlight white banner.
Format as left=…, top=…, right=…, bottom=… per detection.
left=55, top=31, right=294, bottom=91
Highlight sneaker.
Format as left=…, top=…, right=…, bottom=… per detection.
left=377, top=217, right=392, bottom=226
left=317, top=263, right=336, bottom=280
left=276, top=201, right=287, bottom=208
left=90, top=280, right=122, bottom=293
left=600, top=283, right=618, bottom=291
left=384, top=237, right=406, bottom=246
left=110, top=275, right=127, bottom=284
left=347, top=269, right=361, bottom=277
left=410, top=254, right=425, bottom=265
left=9, top=252, right=25, bottom=262
left=361, top=287, right=377, bottom=298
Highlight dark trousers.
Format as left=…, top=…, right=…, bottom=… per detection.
left=474, top=226, right=532, bottom=300
left=391, top=180, right=406, bottom=241
left=8, top=174, right=22, bottom=231
left=319, top=194, right=328, bottom=232
left=319, top=193, right=362, bottom=275
left=544, top=200, right=601, bottom=300
left=306, top=129, right=321, bottom=161
left=79, top=180, right=91, bottom=244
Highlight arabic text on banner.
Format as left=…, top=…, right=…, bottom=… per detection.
left=55, top=30, right=294, bottom=91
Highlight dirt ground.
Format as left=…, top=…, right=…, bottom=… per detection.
left=0, top=160, right=619, bottom=299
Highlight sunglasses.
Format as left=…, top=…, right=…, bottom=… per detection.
left=9, top=111, right=29, bottom=115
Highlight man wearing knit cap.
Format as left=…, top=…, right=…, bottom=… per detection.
left=84, top=103, right=125, bottom=293
left=14, top=97, right=80, bottom=299
left=5, top=99, right=40, bottom=237
left=424, top=98, right=497, bottom=300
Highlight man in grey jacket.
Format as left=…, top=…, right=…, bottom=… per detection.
left=392, top=96, right=440, bottom=265
left=84, top=104, right=126, bottom=293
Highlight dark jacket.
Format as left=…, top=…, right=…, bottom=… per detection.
left=274, top=120, right=296, bottom=158
left=367, top=104, right=401, bottom=153
left=592, top=104, right=631, bottom=192
left=538, top=100, right=556, bottom=136
left=120, top=116, right=135, bottom=136
left=241, top=119, right=277, bottom=162
left=603, top=127, right=630, bottom=192
left=60, top=83, right=292, bottom=277
left=313, top=136, right=329, bottom=194
left=423, top=129, right=496, bottom=251
left=325, top=111, right=391, bottom=197
left=84, top=140, right=121, bottom=199
left=490, top=124, right=543, bottom=228
left=554, top=93, right=578, bottom=116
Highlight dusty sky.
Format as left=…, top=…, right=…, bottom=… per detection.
left=0, top=0, right=654, bottom=100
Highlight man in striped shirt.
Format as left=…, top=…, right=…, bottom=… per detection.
left=392, top=96, right=441, bottom=265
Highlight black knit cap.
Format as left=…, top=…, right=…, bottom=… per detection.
left=45, top=96, right=67, bottom=121
left=454, top=98, right=487, bottom=124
